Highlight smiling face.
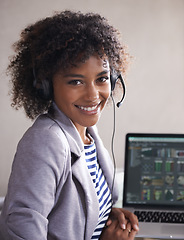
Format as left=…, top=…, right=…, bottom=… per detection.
left=53, top=55, right=111, bottom=135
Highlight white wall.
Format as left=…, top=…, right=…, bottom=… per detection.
left=0, top=0, right=184, bottom=197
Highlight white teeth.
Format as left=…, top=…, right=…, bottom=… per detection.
left=78, top=105, right=98, bottom=111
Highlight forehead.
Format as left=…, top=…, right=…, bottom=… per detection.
left=58, top=54, right=110, bottom=75
left=75, top=55, right=109, bottom=69
left=76, top=57, right=109, bottom=75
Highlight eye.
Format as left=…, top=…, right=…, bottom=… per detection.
left=96, top=76, right=110, bottom=83
left=68, top=79, right=83, bottom=85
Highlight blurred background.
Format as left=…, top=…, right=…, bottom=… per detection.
left=0, top=0, right=184, bottom=197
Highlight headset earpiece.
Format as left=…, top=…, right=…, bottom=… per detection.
left=110, top=69, right=118, bottom=91
left=33, top=67, right=53, bottom=100
left=39, top=79, right=52, bottom=100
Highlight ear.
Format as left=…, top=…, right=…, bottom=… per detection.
left=110, top=69, right=119, bottom=91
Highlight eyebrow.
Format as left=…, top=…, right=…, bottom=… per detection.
left=64, top=70, right=110, bottom=78
left=97, top=70, right=110, bottom=76
left=64, top=74, right=85, bottom=78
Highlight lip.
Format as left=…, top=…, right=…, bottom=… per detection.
left=75, top=102, right=101, bottom=113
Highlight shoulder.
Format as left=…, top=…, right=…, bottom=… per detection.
left=11, top=114, right=73, bottom=183
left=23, top=114, right=68, bottom=146
left=16, top=115, right=71, bottom=164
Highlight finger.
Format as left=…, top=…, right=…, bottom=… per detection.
left=106, top=219, right=119, bottom=230
left=115, top=209, right=127, bottom=230
left=101, top=220, right=118, bottom=240
left=123, top=222, right=136, bottom=240
left=126, top=222, right=132, bottom=233
left=129, top=230, right=137, bottom=240
left=125, top=222, right=137, bottom=240
left=122, top=209, right=139, bottom=231
left=101, top=220, right=130, bottom=240
left=106, top=218, right=112, bottom=227
left=120, top=227, right=131, bottom=238
left=109, top=208, right=127, bottom=230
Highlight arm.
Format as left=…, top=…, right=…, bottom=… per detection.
left=3, top=124, right=67, bottom=239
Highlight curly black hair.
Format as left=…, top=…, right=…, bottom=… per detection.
left=7, top=10, right=130, bottom=119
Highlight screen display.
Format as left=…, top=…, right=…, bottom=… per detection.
left=124, top=134, right=184, bottom=208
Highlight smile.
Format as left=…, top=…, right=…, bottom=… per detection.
left=77, top=103, right=100, bottom=112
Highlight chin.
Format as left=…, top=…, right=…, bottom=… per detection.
left=83, top=119, right=99, bottom=128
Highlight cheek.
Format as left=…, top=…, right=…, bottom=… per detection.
left=53, top=84, right=73, bottom=102
left=104, top=84, right=111, bottom=100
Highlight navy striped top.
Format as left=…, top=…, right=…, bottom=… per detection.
left=84, top=140, right=112, bottom=239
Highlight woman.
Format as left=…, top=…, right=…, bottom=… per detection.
left=0, top=10, right=139, bottom=239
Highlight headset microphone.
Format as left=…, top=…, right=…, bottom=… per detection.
left=110, top=69, right=126, bottom=108
left=116, top=74, right=126, bottom=108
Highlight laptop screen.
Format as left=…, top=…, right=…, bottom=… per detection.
left=123, top=133, right=184, bottom=210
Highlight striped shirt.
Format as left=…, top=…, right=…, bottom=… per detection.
left=84, top=140, right=112, bottom=240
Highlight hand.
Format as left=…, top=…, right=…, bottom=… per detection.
left=106, top=208, right=139, bottom=232
left=100, top=220, right=136, bottom=240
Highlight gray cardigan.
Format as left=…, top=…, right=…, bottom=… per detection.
left=0, top=103, right=118, bottom=240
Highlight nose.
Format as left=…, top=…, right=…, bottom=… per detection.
left=85, top=83, right=99, bottom=101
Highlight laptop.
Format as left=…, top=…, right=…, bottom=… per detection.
left=123, top=133, right=184, bottom=239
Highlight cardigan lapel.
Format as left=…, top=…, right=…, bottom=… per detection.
left=88, top=126, right=119, bottom=204
left=48, top=103, right=83, bottom=156
left=48, top=103, right=99, bottom=239
left=71, top=152, right=99, bottom=240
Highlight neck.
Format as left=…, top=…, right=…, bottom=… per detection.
left=73, top=124, right=91, bottom=144
left=80, top=130, right=91, bottom=145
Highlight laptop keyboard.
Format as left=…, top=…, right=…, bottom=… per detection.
left=134, top=210, right=184, bottom=223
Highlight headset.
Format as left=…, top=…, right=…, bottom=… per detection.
left=33, top=67, right=52, bottom=101
left=110, top=69, right=126, bottom=108
left=33, top=68, right=126, bottom=107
